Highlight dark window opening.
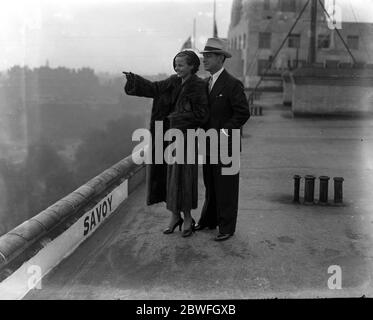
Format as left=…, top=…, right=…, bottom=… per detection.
left=259, top=32, right=271, bottom=49
left=318, top=34, right=330, bottom=49
left=288, top=34, right=300, bottom=48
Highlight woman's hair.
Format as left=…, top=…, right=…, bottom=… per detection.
left=173, top=50, right=200, bottom=74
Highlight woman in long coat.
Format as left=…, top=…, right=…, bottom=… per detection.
left=124, top=50, right=208, bottom=237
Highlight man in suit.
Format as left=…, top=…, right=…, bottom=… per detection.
left=195, top=38, right=251, bottom=241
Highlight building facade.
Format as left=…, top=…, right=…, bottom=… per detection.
left=226, top=0, right=373, bottom=88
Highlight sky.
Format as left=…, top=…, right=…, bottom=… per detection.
left=0, top=0, right=373, bottom=75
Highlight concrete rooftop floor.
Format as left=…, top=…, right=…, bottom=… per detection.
left=26, top=93, right=373, bottom=299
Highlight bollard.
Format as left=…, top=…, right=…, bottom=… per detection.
left=304, top=175, right=316, bottom=205
left=293, top=175, right=301, bottom=203
left=254, top=107, right=258, bottom=116
left=319, top=176, right=330, bottom=205
left=333, top=177, right=344, bottom=204
left=258, top=106, right=263, bottom=116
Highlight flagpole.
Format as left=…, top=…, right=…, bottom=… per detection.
left=213, top=0, right=216, bottom=36
left=193, top=18, right=196, bottom=50
left=213, top=0, right=218, bottom=37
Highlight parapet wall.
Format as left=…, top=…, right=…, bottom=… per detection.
left=291, top=67, right=373, bottom=116
left=0, top=150, right=146, bottom=299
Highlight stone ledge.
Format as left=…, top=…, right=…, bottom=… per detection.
left=0, top=234, right=28, bottom=261
left=8, top=220, right=45, bottom=242
left=0, top=150, right=146, bottom=270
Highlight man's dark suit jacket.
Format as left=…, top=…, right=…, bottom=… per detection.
left=199, top=68, right=250, bottom=234
left=203, top=69, right=250, bottom=155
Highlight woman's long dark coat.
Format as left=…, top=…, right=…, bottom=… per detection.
left=125, top=73, right=209, bottom=211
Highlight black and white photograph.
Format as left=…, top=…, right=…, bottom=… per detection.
left=0, top=0, right=373, bottom=307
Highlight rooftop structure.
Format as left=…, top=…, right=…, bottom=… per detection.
left=227, top=0, right=373, bottom=88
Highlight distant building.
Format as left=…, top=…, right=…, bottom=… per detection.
left=226, top=0, right=373, bottom=88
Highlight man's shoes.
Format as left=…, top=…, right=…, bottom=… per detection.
left=194, top=224, right=217, bottom=231
left=214, top=233, right=234, bottom=241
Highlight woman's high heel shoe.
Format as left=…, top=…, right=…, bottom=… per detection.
left=163, top=218, right=183, bottom=234
left=182, top=219, right=195, bottom=238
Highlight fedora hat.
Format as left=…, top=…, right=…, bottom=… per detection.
left=200, top=38, right=232, bottom=58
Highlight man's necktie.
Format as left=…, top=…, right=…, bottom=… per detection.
left=208, top=76, right=213, bottom=93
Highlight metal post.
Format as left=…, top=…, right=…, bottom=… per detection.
left=333, top=177, right=344, bottom=204
left=193, top=18, right=196, bottom=50
left=304, top=175, right=316, bottom=204
left=309, top=0, right=317, bottom=64
left=213, top=0, right=218, bottom=38
left=319, top=176, right=330, bottom=205
left=293, top=175, right=301, bottom=203
left=259, top=106, right=263, bottom=116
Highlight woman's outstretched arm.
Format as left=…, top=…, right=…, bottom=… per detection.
left=124, top=73, right=177, bottom=99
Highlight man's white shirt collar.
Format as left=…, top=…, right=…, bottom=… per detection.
left=210, top=67, right=224, bottom=89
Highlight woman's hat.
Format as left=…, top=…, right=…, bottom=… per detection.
left=200, top=38, right=232, bottom=58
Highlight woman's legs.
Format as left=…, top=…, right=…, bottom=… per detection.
left=163, top=210, right=183, bottom=234
left=167, top=210, right=182, bottom=229
left=182, top=210, right=194, bottom=231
